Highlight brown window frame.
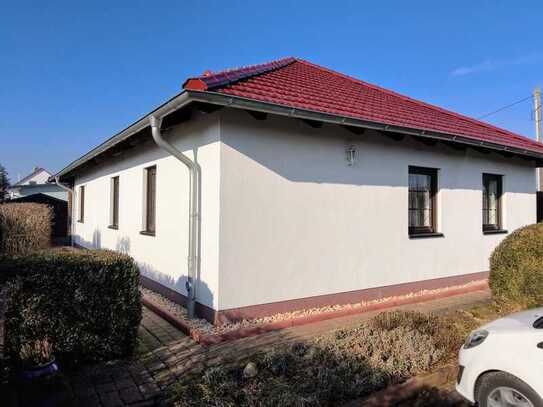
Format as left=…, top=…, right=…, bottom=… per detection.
left=482, top=173, right=504, bottom=233
left=109, top=176, right=119, bottom=229
left=78, top=185, right=85, bottom=223
left=141, top=166, right=156, bottom=236
left=408, top=166, right=439, bottom=237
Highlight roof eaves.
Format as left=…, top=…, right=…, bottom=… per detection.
left=295, top=58, right=542, bottom=151
left=186, top=89, right=543, bottom=161
left=52, top=91, right=193, bottom=181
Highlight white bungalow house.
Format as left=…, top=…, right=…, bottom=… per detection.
left=8, top=167, right=67, bottom=201
left=53, top=57, right=542, bottom=324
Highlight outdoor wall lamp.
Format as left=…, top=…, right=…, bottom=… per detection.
left=346, top=145, right=356, bottom=166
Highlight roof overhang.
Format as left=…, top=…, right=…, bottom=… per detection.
left=53, top=90, right=543, bottom=181
left=53, top=91, right=192, bottom=181
left=188, top=90, right=543, bottom=162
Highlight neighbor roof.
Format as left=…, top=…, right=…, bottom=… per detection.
left=13, top=167, right=50, bottom=186
left=184, top=57, right=543, bottom=155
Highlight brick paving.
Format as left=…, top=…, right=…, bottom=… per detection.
left=1, top=308, right=202, bottom=407
left=0, top=288, right=490, bottom=406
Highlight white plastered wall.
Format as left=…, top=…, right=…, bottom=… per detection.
left=72, top=112, right=221, bottom=309
left=217, top=109, right=536, bottom=311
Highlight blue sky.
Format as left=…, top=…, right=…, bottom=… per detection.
left=1, top=1, right=542, bottom=180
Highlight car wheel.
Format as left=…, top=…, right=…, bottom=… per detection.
left=476, top=372, right=543, bottom=407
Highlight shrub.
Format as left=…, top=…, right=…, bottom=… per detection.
left=0, top=203, right=51, bottom=256
left=4, top=248, right=142, bottom=365
left=370, top=310, right=478, bottom=359
left=489, top=223, right=543, bottom=307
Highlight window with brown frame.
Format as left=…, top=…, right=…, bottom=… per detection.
left=408, top=166, right=438, bottom=236
left=482, top=174, right=503, bottom=232
left=78, top=185, right=85, bottom=223
left=109, top=176, right=119, bottom=229
left=142, top=166, right=156, bottom=235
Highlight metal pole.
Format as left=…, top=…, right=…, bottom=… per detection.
left=534, top=87, right=542, bottom=191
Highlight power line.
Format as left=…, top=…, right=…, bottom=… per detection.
left=477, top=95, right=532, bottom=120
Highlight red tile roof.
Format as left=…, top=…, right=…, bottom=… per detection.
left=184, top=57, right=543, bottom=155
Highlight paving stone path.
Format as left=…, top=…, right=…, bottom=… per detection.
left=1, top=289, right=490, bottom=406
left=2, top=308, right=203, bottom=407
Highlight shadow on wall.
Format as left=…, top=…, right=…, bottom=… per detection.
left=73, top=230, right=102, bottom=250
left=72, top=233, right=214, bottom=309
left=221, top=112, right=535, bottom=194
left=116, top=236, right=131, bottom=254
left=138, top=261, right=214, bottom=310
left=92, top=229, right=101, bottom=248
left=75, top=232, right=128, bottom=253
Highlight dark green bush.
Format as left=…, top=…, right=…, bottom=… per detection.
left=0, top=203, right=51, bottom=255
left=489, top=223, right=543, bottom=307
left=4, top=248, right=142, bottom=365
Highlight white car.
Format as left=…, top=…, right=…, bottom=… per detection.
left=456, top=307, right=543, bottom=407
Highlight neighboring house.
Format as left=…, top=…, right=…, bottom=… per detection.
left=8, top=167, right=67, bottom=201
left=53, top=57, right=543, bottom=324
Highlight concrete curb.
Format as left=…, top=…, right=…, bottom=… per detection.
left=342, top=364, right=458, bottom=407
left=143, top=280, right=488, bottom=347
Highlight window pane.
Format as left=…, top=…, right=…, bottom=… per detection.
left=146, top=167, right=156, bottom=232
left=408, top=168, right=436, bottom=233
left=482, top=174, right=502, bottom=229
left=112, top=177, right=119, bottom=226
left=79, top=186, right=85, bottom=222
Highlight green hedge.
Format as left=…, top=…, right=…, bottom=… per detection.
left=489, top=223, right=543, bottom=307
left=0, top=203, right=51, bottom=256
left=3, top=248, right=142, bottom=365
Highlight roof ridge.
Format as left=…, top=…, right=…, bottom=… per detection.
left=295, top=58, right=541, bottom=148
left=202, top=57, right=294, bottom=77
left=183, top=56, right=296, bottom=91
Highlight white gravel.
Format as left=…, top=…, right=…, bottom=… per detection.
left=141, top=280, right=485, bottom=335
left=140, top=287, right=215, bottom=334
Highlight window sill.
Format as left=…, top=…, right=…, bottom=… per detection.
left=140, top=230, right=155, bottom=237
left=483, top=229, right=508, bottom=235
left=108, top=225, right=118, bottom=230
left=409, top=232, right=444, bottom=239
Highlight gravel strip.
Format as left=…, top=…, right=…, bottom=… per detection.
left=141, top=280, right=485, bottom=335
left=140, top=287, right=214, bottom=333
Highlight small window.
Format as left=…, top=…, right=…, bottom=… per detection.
left=482, top=174, right=503, bottom=232
left=109, top=176, right=119, bottom=229
left=78, top=185, right=85, bottom=223
left=142, top=166, right=156, bottom=235
left=408, top=166, right=438, bottom=236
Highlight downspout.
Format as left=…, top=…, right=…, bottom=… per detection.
left=149, top=116, right=200, bottom=319
left=54, top=176, right=75, bottom=245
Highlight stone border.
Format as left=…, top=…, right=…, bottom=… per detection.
left=143, top=280, right=488, bottom=347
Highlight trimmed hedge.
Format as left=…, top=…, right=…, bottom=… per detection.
left=3, top=248, right=142, bottom=365
left=489, top=223, right=543, bottom=307
left=0, top=203, right=51, bottom=255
